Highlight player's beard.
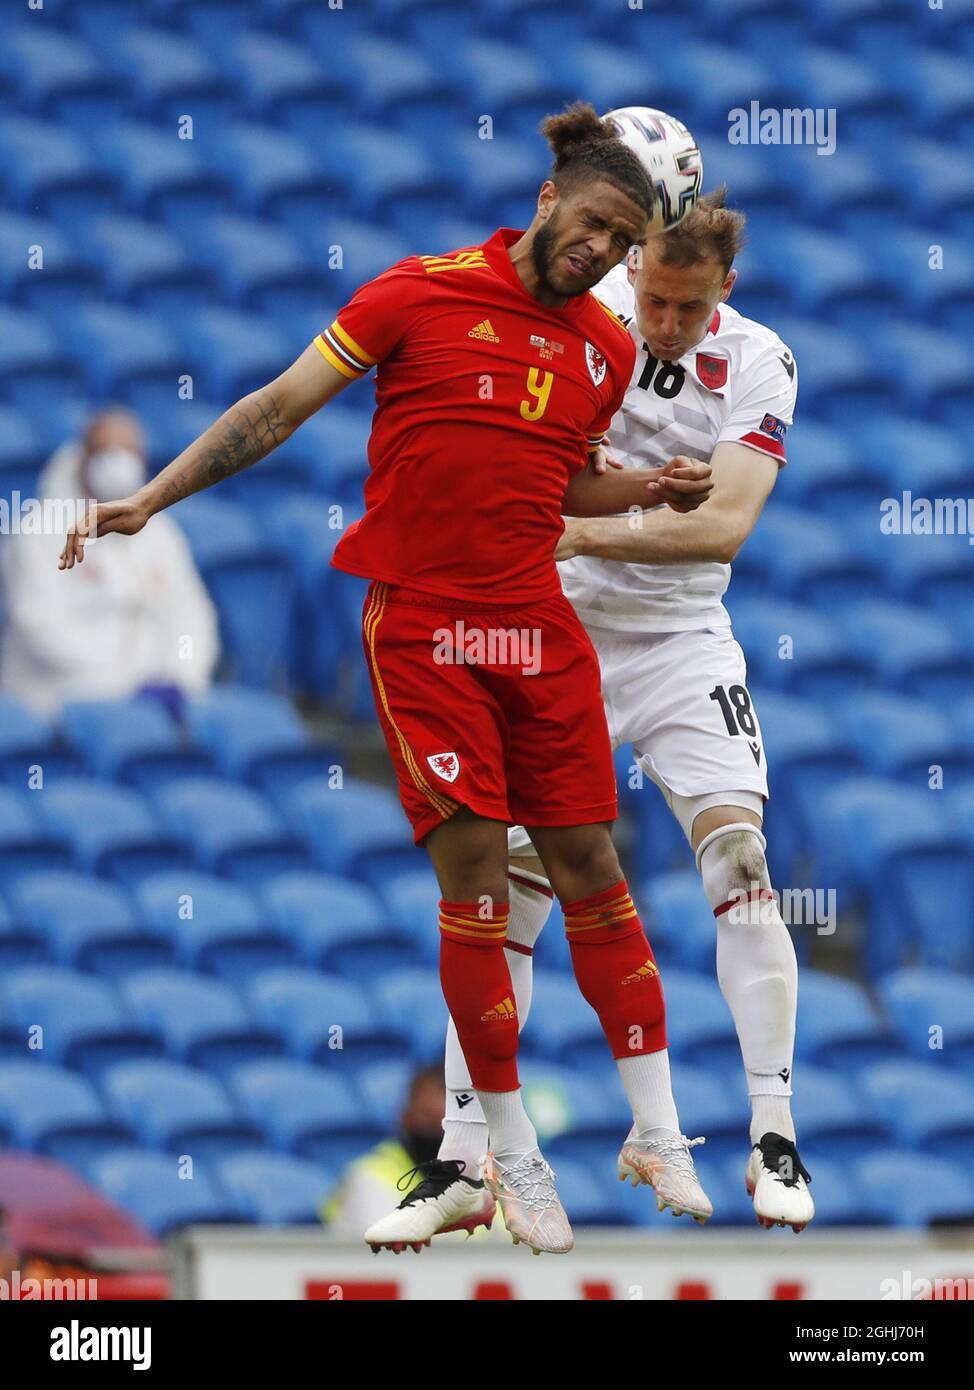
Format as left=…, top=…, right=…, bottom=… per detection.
left=532, top=216, right=591, bottom=300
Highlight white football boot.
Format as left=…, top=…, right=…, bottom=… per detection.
left=618, top=1132, right=713, bottom=1224
left=745, top=1132, right=815, bottom=1232
left=364, top=1160, right=495, bottom=1253
left=483, top=1149, right=574, bottom=1255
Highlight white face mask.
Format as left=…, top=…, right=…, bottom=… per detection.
left=84, top=447, right=146, bottom=500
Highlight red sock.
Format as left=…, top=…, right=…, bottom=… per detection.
left=563, top=880, right=667, bottom=1058
left=438, top=899, right=519, bottom=1092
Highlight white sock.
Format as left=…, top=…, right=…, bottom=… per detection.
left=477, top=1087, right=538, bottom=1160
left=616, top=1049, right=681, bottom=1139
left=697, top=822, right=798, bottom=1146
left=439, top=868, right=552, bottom=1169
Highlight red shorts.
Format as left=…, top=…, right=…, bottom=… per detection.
left=362, top=581, right=618, bottom=844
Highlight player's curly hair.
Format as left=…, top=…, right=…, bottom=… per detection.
left=539, top=101, right=656, bottom=220
left=654, top=186, right=747, bottom=274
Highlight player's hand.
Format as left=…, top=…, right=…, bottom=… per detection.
left=59, top=496, right=151, bottom=570
left=588, top=441, right=625, bottom=475
left=644, top=455, right=713, bottom=513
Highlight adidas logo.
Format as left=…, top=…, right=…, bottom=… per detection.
left=468, top=318, right=500, bottom=343
left=480, top=995, right=516, bottom=1022
left=621, top=959, right=660, bottom=986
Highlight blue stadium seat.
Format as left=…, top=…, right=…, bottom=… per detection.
left=120, top=969, right=283, bottom=1075
left=0, top=26, right=119, bottom=113
left=192, top=213, right=324, bottom=309
left=95, top=120, right=227, bottom=215
left=520, top=970, right=605, bottom=1067
left=640, top=871, right=716, bottom=975
left=750, top=505, right=883, bottom=609
left=667, top=1063, right=745, bottom=1165
left=185, top=685, right=331, bottom=800
left=371, top=968, right=449, bottom=1059
left=838, top=602, right=974, bottom=702
left=213, top=122, right=333, bottom=217
left=0, top=116, right=116, bottom=217
left=355, top=1059, right=414, bottom=1129
left=378, top=868, right=442, bottom=967
left=172, top=492, right=294, bottom=688
left=260, top=871, right=414, bottom=975
left=858, top=1061, right=974, bottom=1167
left=229, top=31, right=346, bottom=122
left=228, top=1058, right=383, bottom=1169
left=67, top=303, right=184, bottom=405
left=773, top=316, right=896, bottom=421
left=775, top=420, right=883, bottom=518
left=0, top=1060, right=131, bottom=1166
left=84, top=1149, right=245, bottom=1235
left=0, top=402, right=43, bottom=498
left=857, top=1152, right=974, bottom=1227
left=279, top=778, right=414, bottom=878
left=729, top=598, right=870, bottom=701
left=0, top=212, right=99, bottom=317
left=5, top=870, right=170, bottom=978
left=661, top=970, right=739, bottom=1070
left=866, top=416, right=970, bottom=499
left=101, top=27, right=231, bottom=111
left=78, top=213, right=213, bottom=308
left=31, top=776, right=190, bottom=883
left=794, top=968, right=895, bottom=1072
left=879, top=969, right=974, bottom=1071
left=247, top=967, right=404, bottom=1066
left=0, top=307, right=77, bottom=412
left=0, top=696, right=78, bottom=787
left=0, top=896, right=44, bottom=974
left=0, top=964, right=162, bottom=1077
left=868, top=323, right=974, bottom=415
left=101, top=1058, right=261, bottom=1159
left=59, top=697, right=211, bottom=793
left=834, top=693, right=971, bottom=780
left=134, top=869, right=292, bottom=981
left=215, top=1150, right=333, bottom=1224
left=791, top=1065, right=891, bottom=1165
left=0, top=787, right=72, bottom=885
left=152, top=777, right=310, bottom=885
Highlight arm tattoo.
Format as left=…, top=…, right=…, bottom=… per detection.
left=157, top=390, right=290, bottom=509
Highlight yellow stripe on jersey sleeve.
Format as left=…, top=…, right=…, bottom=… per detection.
left=313, top=333, right=363, bottom=379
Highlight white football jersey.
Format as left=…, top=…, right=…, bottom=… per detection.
left=559, top=263, right=798, bottom=633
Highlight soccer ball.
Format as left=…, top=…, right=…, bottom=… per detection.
left=602, top=106, right=703, bottom=232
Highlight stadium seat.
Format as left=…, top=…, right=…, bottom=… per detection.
left=879, top=968, right=974, bottom=1072
left=134, top=869, right=292, bottom=981
left=839, top=601, right=974, bottom=703
left=0, top=787, right=72, bottom=885
left=5, top=870, right=170, bottom=979
left=0, top=1059, right=132, bottom=1166
left=660, top=970, right=739, bottom=1071
left=730, top=597, right=871, bottom=701
left=260, top=871, right=415, bottom=975
left=377, top=868, right=442, bottom=967
left=120, top=969, right=283, bottom=1075
left=59, top=697, right=211, bottom=793
left=856, top=1151, right=974, bottom=1228
left=279, top=777, right=414, bottom=878
left=0, top=211, right=99, bottom=318
left=151, top=777, right=310, bottom=885
left=371, top=967, right=449, bottom=1060
left=791, top=1065, right=891, bottom=1165
left=858, top=1061, right=974, bottom=1168
left=30, top=776, right=190, bottom=884
left=0, top=116, right=117, bottom=218
left=0, top=896, right=44, bottom=975
left=228, top=1058, right=383, bottom=1169
left=185, top=685, right=333, bottom=800
left=520, top=970, right=607, bottom=1067
left=215, top=1150, right=333, bottom=1224
left=0, top=964, right=162, bottom=1077
left=84, top=1149, right=245, bottom=1236
left=794, top=968, right=895, bottom=1072
left=78, top=213, right=214, bottom=309
left=100, top=1057, right=262, bottom=1160
left=247, top=967, right=405, bottom=1067
left=640, top=871, right=716, bottom=975
left=355, top=1059, right=415, bottom=1130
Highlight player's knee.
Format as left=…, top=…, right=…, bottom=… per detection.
left=716, top=829, right=769, bottom=889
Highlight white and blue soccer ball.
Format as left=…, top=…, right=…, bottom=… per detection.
left=602, top=106, right=704, bottom=231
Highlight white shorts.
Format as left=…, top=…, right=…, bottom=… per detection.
left=510, top=625, right=767, bottom=849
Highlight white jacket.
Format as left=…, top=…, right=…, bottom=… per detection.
left=0, top=443, right=220, bottom=717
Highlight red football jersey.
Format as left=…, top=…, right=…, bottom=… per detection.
left=314, top=228, right=635, bottom=603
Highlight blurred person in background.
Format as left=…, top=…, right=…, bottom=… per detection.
left=323, top=1064, right=484, bottom=1244
left=0, top=408, right=219, bottom=717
